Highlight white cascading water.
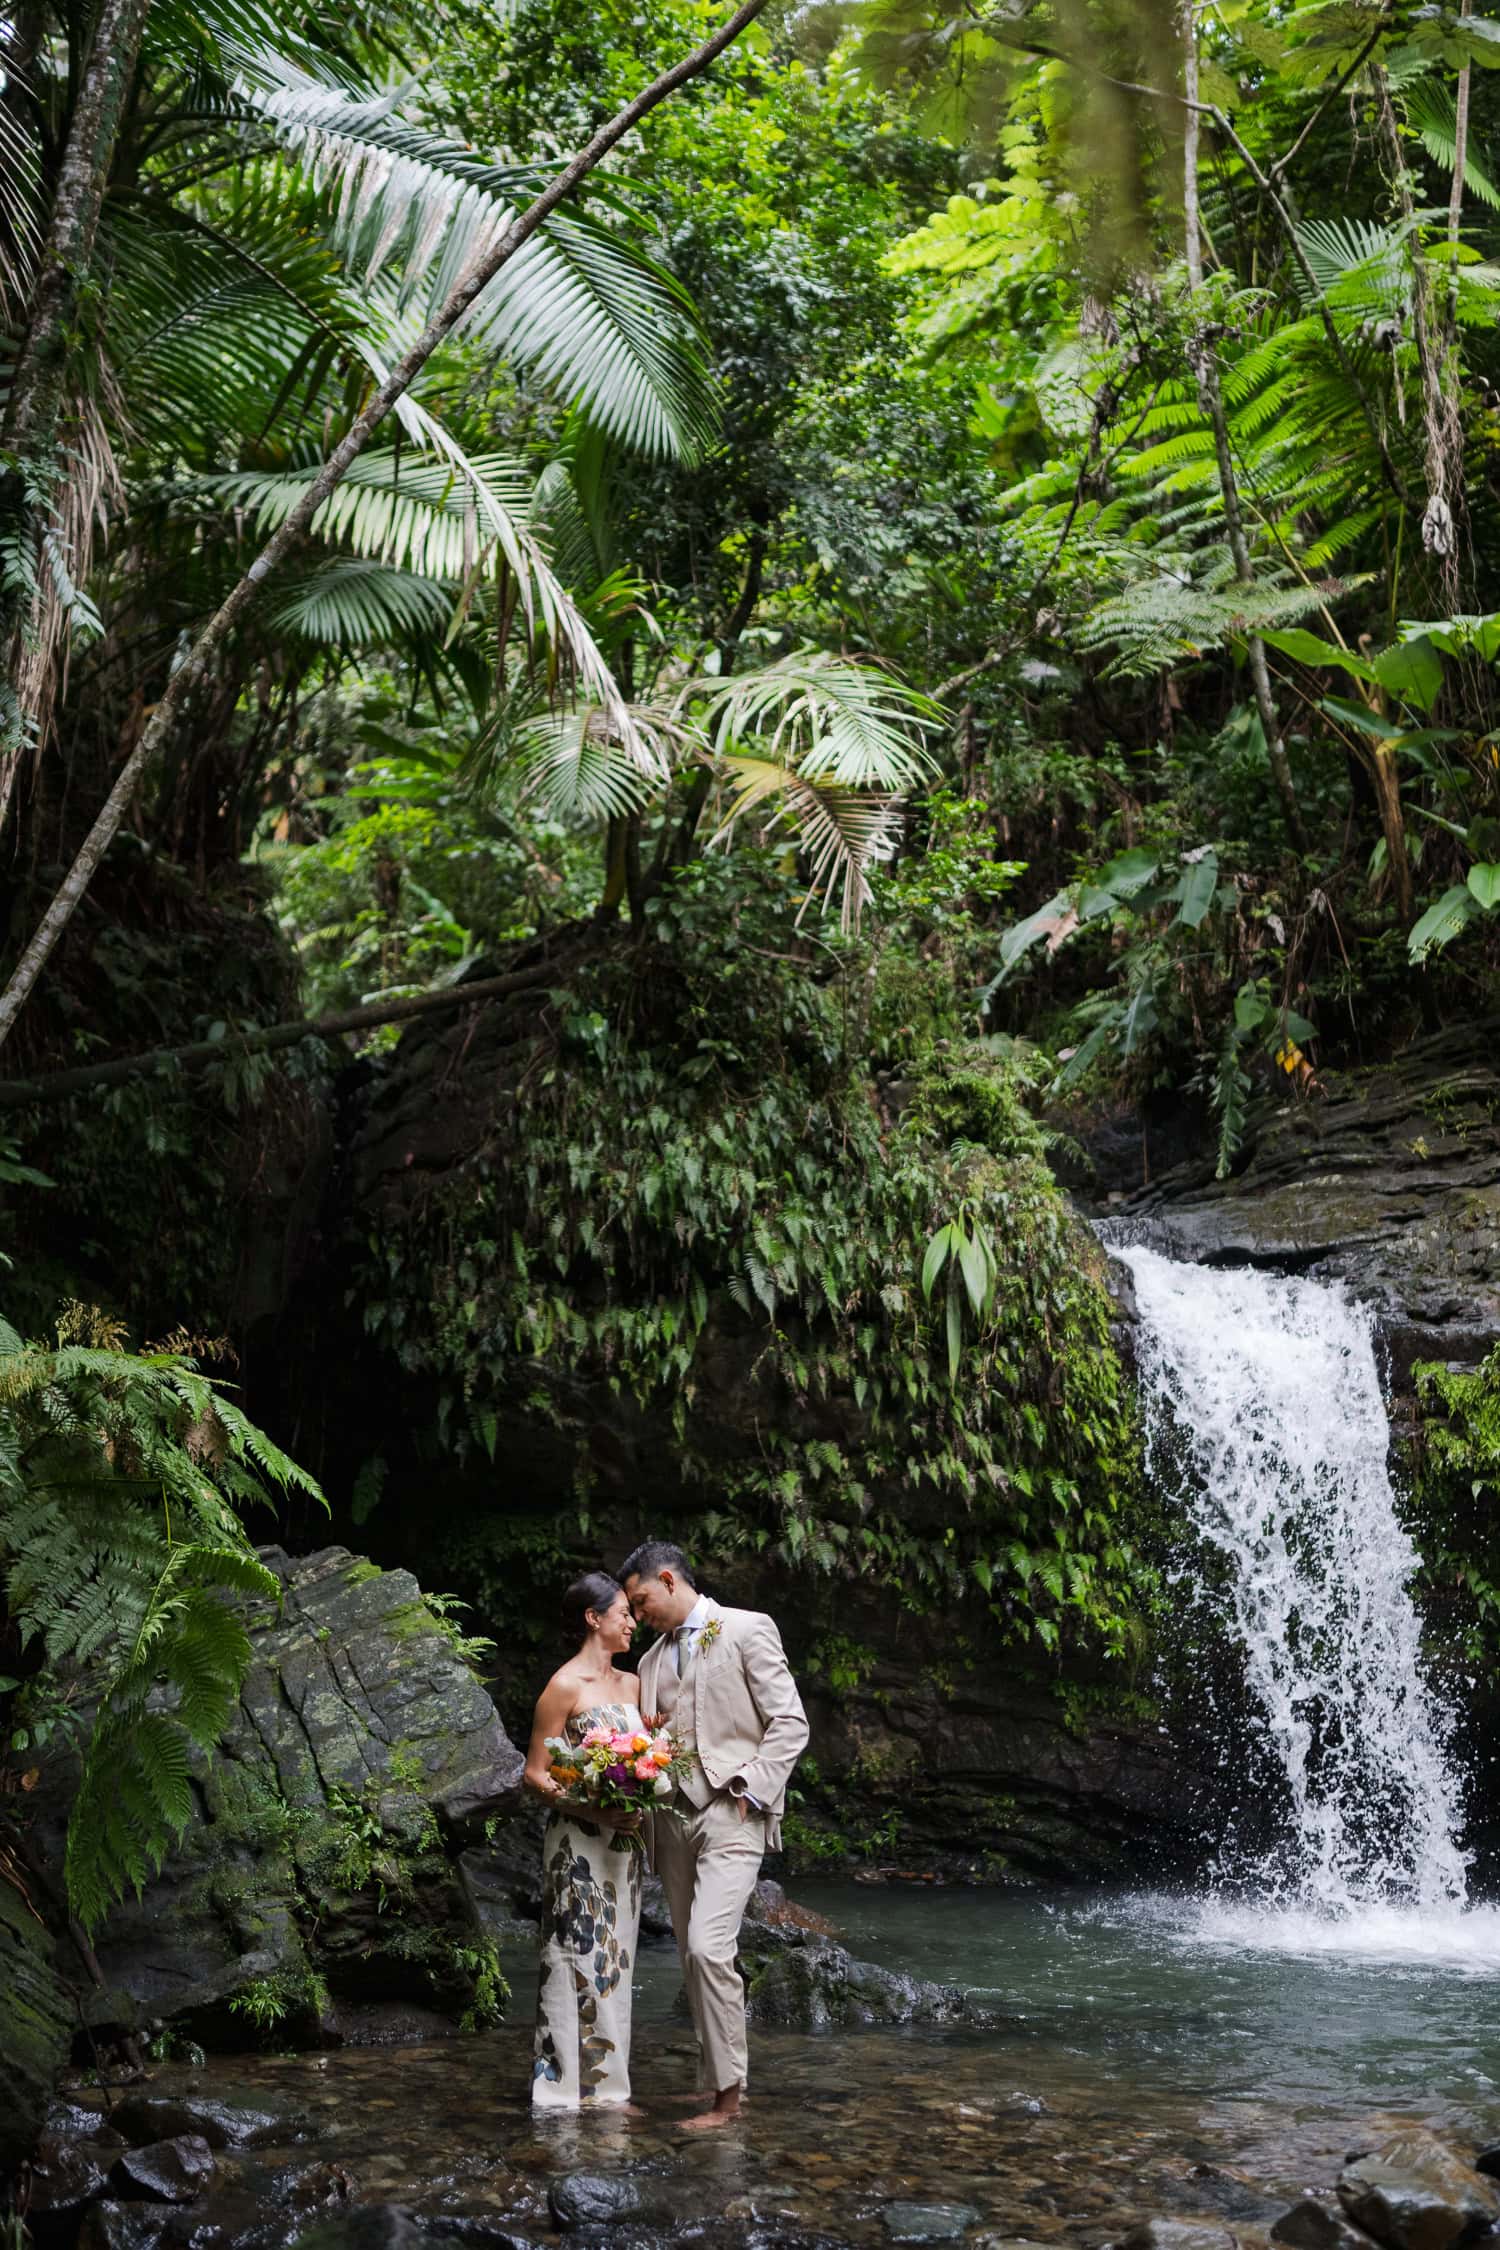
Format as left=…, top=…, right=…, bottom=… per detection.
left=1119, top=1244, right=1478, bottom=1942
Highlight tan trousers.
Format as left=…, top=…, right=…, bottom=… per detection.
left=652, top=1793, right=765, bottom=2094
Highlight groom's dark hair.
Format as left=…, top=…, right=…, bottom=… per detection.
left=620, top=1538, right=697, bottom=1589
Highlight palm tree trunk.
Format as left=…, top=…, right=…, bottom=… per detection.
left=1181, top=0, right=1308, bottom=854
left=0, top=0, right=152, bottom=803
left=0, top=0, right=770, bottom=1054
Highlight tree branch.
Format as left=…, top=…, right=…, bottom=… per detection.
left=0, top=949, right=594, bottom=1105
left=0, top=0, right=771, bottom=1053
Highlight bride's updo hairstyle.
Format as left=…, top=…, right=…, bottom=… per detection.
left=561, top=1570, right=623, bottom=1653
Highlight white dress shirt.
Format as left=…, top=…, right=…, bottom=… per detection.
left=670, top=1593, right=719, bottom=1675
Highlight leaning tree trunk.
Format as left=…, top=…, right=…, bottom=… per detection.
left=0, top=0, right=770, bottom=1055
left=0, top=0, right=152, bottom=814
left=1180, top=0, right=1308, bottom=856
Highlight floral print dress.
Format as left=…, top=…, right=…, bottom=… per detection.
left=531, top=1701, right=644, bottom=2109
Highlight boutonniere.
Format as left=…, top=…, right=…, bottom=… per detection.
left=697, top=1617, right=723, bottom=1653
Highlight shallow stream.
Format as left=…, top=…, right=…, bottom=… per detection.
left=98, top=1881, right=1500, bottom=2249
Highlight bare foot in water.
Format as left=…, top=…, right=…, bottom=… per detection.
left=678, top=2096, right=742, bottom=2132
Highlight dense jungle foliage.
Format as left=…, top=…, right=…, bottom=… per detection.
left=9, top=0, right=1500, bottom=1911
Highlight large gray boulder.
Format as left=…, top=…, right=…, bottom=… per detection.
left=29, top=1546, right=523, bottom=2047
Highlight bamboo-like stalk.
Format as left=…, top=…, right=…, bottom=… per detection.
left=0, top=0, right=153, bottom=814
left=1180, top=0, right=1308, bottom=855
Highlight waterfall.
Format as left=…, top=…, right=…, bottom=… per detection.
left=1118, top=1244, right=1470, bottom=1918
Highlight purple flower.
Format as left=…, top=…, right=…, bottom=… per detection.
left=604, top=1763, right=635, bottom=1789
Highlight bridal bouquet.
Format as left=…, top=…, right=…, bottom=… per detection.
left=545, top=1724, right=695, bottom=1849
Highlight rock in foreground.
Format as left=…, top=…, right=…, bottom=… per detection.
left=25, top=1546, right=524, bottom=2052
left=1337, top=2133, right=1500, bottom=2250
left=740, top=1925, right=981, bottom=2028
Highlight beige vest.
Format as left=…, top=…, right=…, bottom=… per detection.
left=652, top=1639, right=710, bottom=1809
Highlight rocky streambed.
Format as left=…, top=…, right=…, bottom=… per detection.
left=20, top=2018, right=1500, bottom=2250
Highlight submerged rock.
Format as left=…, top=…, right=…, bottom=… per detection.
left=110, top=2135, right=217, bottom=2203
left=547, top=2173, right=649, bottom=2229
left=1118, top=2224, right=1238, bottom=2250
left=741, top=1929, right=979, bottom=2027
left=1272, top=2196, right=1375, bottom=2250
left=109, top=2092, right=304, bottom=2150
left=1337, top=2132, right=1500, bottom=2250
left=290, top=2210, right=435, bottom=2250
left=881, top=2204, right=982, bottom=2242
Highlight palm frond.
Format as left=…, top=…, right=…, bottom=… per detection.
left=215, top=441, right=660, bottom=777
left=709, top=757, right=904, bottom=932
left=511, top=709, right=661, bottom=823
left=1405, top=80, right=1500, bottom=208
left=0, top=94, right=42, bottom=318
left=692, top=652, right=941, bottom=790
left=237, top=57, right=714, bottom=460
left=102, top=193, right=359, bottom=452
left=268, top=556, right=454, bottom=642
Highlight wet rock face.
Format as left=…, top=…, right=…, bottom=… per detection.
left=25, top=2139, right=113, bottom=2216
left=1104, top=1021, right=1500, bottom=1383
left=1274, top=2197, right=1382, bottom=2250
left=107, top=2094, right=302, bottom=2151
left=799, top=1649, right=1207, bottom=1884
left=110, top=2137, right=217, bottom=2204
left=26, top=1546, right=524, bottom=2052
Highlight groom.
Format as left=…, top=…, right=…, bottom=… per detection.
left=620, top=1539, right=809, bottom=2130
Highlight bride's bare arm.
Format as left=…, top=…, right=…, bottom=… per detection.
left=523, top=1675, right=574, bottom=1801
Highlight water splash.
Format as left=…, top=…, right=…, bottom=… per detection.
left=1119, top=1244, right=1469, bottom=1920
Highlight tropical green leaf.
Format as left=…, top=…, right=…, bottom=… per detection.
left=1173, top=851, right=1219, bottom=928
left=1409, top=884, right=1482, bottom=962
left=240, top=58, right=715, bottom=459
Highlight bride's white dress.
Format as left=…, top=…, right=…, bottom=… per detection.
left=531, top=1699, right=644, bottom=2108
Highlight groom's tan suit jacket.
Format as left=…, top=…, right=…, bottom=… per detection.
left=639, top=1604, right=808, bottom=1850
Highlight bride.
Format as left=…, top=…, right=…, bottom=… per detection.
left=523, top=1571, right=645, bottom=2109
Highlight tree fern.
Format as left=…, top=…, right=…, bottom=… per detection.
left=0, top=1309, right=324, bottom=1928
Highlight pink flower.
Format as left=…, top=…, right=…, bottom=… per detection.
left=650, top=1735, right=672, bottom=1761
left=581, top=1727, right=610, bottom=1748
left=609, top=1731, right=636, bottom=1754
